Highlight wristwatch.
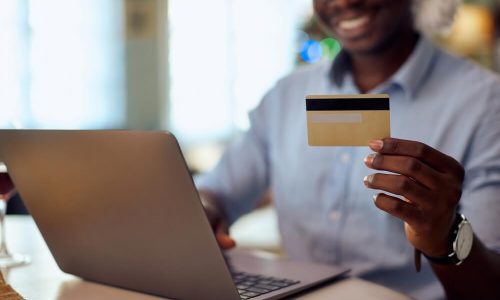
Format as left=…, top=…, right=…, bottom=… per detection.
left=423, top=213, right=474, bottom=266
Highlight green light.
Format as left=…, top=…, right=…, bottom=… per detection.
left=320, top=38, right=341, bottom=60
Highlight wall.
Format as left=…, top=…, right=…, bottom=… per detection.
left=124, top=0, right=169, bottom=130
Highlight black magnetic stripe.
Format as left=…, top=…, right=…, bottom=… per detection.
left=306, top=98, right=389, bottom=111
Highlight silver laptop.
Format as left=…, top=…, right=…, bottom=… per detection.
left=0, top=130, right=349, bottom=300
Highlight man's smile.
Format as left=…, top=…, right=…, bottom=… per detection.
left=334, top=11, right=376, bottom=40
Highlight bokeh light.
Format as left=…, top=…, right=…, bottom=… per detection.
left=300, top=39, right=322, bottom=63
left=299, top=36, right=341, bottom=64
left=320, top=38, right=342, bottom=60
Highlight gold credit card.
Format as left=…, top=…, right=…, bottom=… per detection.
left=306, top=94, right=390, bottom=146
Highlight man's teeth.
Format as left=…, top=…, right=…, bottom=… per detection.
left=339, top=16, right=370, bottom=30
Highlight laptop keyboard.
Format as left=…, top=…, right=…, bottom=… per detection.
left=232, top=271, right=300, bottom=299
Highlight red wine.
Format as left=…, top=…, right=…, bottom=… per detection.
left=0, top=172, right=14, bottom=196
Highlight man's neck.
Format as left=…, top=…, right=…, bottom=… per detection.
left=350, top=32, right=419, bottom=93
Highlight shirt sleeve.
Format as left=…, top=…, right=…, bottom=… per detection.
left=461, top=87, right=500, bottom=253
left=194, top=86, right=277, bottom=224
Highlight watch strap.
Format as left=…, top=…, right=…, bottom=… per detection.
left=422, top=213, right=467, bottom=266
left=423, top=251, right=461, bottom=265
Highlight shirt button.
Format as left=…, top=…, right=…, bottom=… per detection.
left=340, top=153, right=351, bottom=163
left=329, top=210, right=342, bottom=222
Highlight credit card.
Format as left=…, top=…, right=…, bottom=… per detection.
left=306, top=94, right=390, bottom=146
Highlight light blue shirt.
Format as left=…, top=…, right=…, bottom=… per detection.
left=196, top=37, right=500, bottom=299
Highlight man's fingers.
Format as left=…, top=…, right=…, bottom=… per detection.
left=216, top=233, right=236, bottom=249
left=364, top=174, right=433, bottom=210
left=364, top=154, right=441, bottom=189
left=369, top=138, right=464, bottom=178
left=215, top=221, right=235, bottom=249
left=373, top=193, right=421, bottom=226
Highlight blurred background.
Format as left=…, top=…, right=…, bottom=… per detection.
left=1, top=0, right=500, bottom=247
left=0, top=0, right=314, bottom=170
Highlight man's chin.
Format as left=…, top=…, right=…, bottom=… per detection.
left=341, top=41, right=381, bottom=56
left=340, top=33, right=396, bottom=56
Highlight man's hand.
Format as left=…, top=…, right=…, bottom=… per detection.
left=363, top=138, right=465, bottom=257
left=199, top=191, right=236, bottom=250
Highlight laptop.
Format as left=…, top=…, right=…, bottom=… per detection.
left=0, top=130, right=349, bottom=300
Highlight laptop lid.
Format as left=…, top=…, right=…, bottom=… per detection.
left=0, top=130, right=241, bottom=299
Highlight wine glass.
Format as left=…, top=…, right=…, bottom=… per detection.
left=0, top=162, right=30, bottom=267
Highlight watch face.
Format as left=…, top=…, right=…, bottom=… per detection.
left=455, top=221, right=473, bottom=261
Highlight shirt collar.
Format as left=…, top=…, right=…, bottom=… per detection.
left=391, top=37, right=437, bottom=98
left=329, top=36, right=437, bottom=99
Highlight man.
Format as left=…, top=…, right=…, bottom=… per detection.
left=196, top=0, right=500, bottom=299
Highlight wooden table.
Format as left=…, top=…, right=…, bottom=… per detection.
left=3, top=216, right=411, bottom=300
